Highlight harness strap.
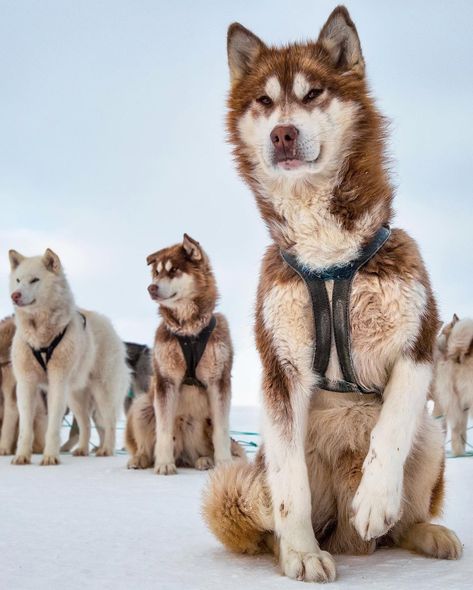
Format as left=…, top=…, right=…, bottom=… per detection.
left=281, top=226, right=391, bottom=395
left=176, top=316, right=217, bottom=389
left=30, top=311, right=87, bottom=372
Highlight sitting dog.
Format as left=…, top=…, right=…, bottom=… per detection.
left=432, top=314, right=473, bottom=456
left=203, top=6, right=461, bottom=583
left=125, top=234, right=245, bottom=473
left=9, top=248, right=130, bottom=465
left=0, top=315, right=47, bottom=455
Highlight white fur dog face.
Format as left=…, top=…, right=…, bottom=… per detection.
left=8, top=249, right=64, bottom=311
left=237, top=72, right=359, bottom=183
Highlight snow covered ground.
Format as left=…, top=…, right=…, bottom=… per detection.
left=1, top=407, right=472, bottom=590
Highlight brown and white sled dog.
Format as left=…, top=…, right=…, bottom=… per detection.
left=433, top=314, right=473, bottom=456
left=8, top=249, right=130, bottom=465
left=0, top=315, right=47, bottom=455
left=203, top=6, right=461, bottom=583
left=125, top=234, right=245, bottom=473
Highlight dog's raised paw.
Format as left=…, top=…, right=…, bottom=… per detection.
left=40, top=455, right=60, bottom=466
left=154, top=462, right=177, bottom=475
left=281, top=547, right=336, bottom=583
left=195, top=456, right=214, bottom=471
left=11, top=454, right=31, bottom=465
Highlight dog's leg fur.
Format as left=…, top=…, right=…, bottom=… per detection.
left=451, top=406, right=469, bottom=457
left=352, top=358, right=431, bottom=541
left=153, top=379, right=179, bottom=475
left=32, top=394, right=47, bottom=454
left=41, top=375, right=68, bottom=465
left=12, top=379, right=38, bottom=464
left=125, top=394, right=154, bottom=469
left=0, top=371, right=18, bottom=455
left=208, top=378, right=232, bottom=465
left=68, top=389, right=91, bottom=456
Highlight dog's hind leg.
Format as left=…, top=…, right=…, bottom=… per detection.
left=91, top=382, right=119, bottom=457
left=125, top=394, right=154, bottom=469
left=67, top=389, right=91, bottom=456
left=390, top=414, right=462, bottom=559
left=451, top=406, right=469, bottom=457
left=202, top=456, right=274, bottom=555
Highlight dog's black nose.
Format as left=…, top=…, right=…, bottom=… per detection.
left=270, top=125, right=299, bottom=159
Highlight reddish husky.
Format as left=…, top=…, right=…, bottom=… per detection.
left=203, top=6, right=461, bottom=583
left=126, top=234, right=244, bottom=473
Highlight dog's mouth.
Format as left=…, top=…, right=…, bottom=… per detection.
left=273, top=149, right=321, bottom=172
left=154, top=292, right=177, bottom=302
left=14, top=299, right=36, bottom=308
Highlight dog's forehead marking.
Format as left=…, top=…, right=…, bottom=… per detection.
left=265, top=76, right=281, bottom=101
left=157, top=261, right=163, bottom=273
left=293, top=73, right=310, bottom=100
left=165, top=260, right=172, bottom=272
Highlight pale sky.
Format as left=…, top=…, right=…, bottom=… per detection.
left=1, top=1, right=472, bottom=404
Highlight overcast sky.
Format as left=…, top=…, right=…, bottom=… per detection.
left=1, top=1, right=472, bottom=405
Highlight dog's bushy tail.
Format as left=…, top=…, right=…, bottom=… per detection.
left=202, top=458, right=273, bottom=555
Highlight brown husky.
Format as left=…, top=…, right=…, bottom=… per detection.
left=125, top=234, right=245, bottom=473
left=203, top=6, right=461, bottom=583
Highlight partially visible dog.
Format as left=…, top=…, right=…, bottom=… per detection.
left=61, top=341, right=151, bottom=452
left=126, top=234, right=245, bottom=473
left=9, top=248, right=130, bottom=465
left=0, top=315, right=47, bottom=455
left=432, top=314, right=473, bottom=456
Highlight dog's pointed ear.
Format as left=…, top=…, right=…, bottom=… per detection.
left=227, top=23, right=266, bottom=84
left=9, top=250, right=25, bottom=270
left=42, top=248, right=62, bottom=273
left=182, top=233, right=202, bottom=261
left=452, top=313, right=460, bottom=325
left=146, top=251, right=159, bottom=266
left=317, top=6, right=364, bottom=77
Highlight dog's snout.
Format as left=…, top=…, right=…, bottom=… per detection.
left=148, top=283, right=159, bottom=298
left=11, top=291, right=22, bottom=304
left=270, top=125, right=299, bottom=154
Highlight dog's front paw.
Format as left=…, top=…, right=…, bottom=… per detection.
left=154, top=462, right=177, bottom=475
left=127, top=454, right=152, bottom=469
left=40, top=454, right=60, bottom=466
left=195, top=456, right=214, bottom=470
left=280, top=543, right=336, bottom=583
left=0, top=447, right=12, bottom=456
left=95, top=447, right=113, bottom=457
left=72, top=447, right=89, bottom=457
left=352, top=463, right=402, bottom=541
left=12, top=454, right=31, bottom=465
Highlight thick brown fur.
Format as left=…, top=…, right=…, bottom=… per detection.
left=203, top=6, right=461, bottom=581
left=126, top=236, right=245, bottom=473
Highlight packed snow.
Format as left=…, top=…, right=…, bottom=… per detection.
left=1, top=407, right=472, bottom=590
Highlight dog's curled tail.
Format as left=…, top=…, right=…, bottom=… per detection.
left=202, top=458, right=274, bottom=555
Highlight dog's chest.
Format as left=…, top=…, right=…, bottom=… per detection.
left=263, top=271, right=425, bottom=391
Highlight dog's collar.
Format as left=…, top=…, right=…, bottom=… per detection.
left=281, top=225, right=391, bottom=395
left=175, top=316, right=217, bottom=389
left=30, top=312, right=87, bottom=372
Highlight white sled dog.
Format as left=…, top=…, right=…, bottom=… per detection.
left=9, top=248, right=130, bottom=465
left=203, top=5, right=461, bottom=583
left=433, top=314, right=473, bottom=456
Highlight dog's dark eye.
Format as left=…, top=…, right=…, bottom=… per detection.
left=256, top=95, right=273, bottom=107
left=16, top=278, right=20, bottom=284
left=303, top=88, right=324, bottom=103
left=169, top=267, right=177, bottom=274
left=30, top=278, right=40, bottom=284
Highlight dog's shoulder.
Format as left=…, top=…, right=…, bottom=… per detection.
left=363, top=228, right=429, bottom=284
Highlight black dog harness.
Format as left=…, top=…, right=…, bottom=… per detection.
left=30, top=312, right=87, bottom=372
left=176, top=316, right=217, bottom=389
left=281, top=226, right=391, bottom=395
